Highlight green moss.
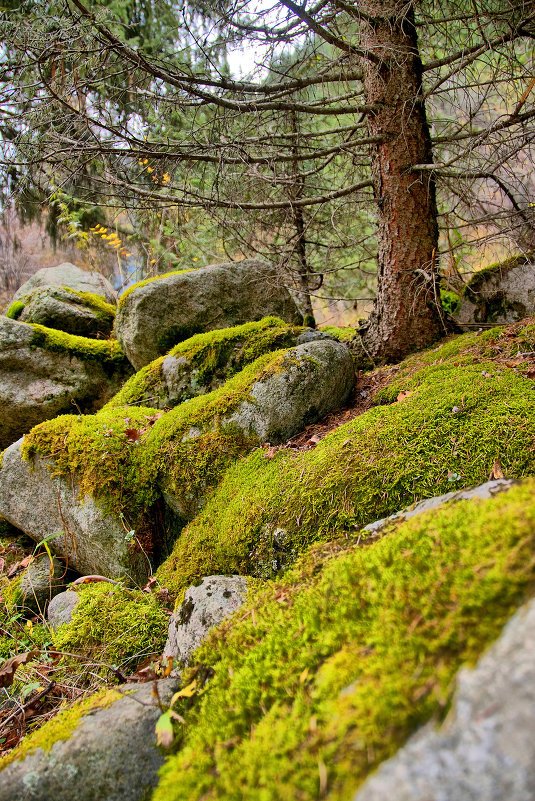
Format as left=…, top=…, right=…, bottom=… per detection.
left=59, top=287, right=116, bottom=324
left=105, top=317, right=305, bottom=410
left=118, top=268, right=194, bottom=308
left=319, top=325, right=356, bottom=342
left=53, top=583, right=167, bottom=671
left=21, top=348, right=291, bottom=544
left=0, top=687, right=122, bottom=768
left=154, top=480, right=535, bottom=801
left=440, top=288, right=460, bottom=315
left=5, top=301, right=25, bottom=320
left=156, top=320, right=535, bottom=598
left=302, top=314, right=316, bottom=328
left=28, top=323, right=129, bottom=367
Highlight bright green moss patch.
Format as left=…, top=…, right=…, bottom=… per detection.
left=157, top=324, right=535, bottom=598
left=118, top=268, right=194, bottom=308
left=154, top=480, right=535, bottom=801
left=22, top=349, right=290, bottom=541
left=0, top=687, right=122, bottom=769
left=5, top=300, right=24, bottom=320
left=319, top=325, right=356, bottom=342
left=29, top=323, right=128, bottom=366
left=440, top=288, right=460, bottom=315
left=53, top=583, right=167, bottom=671
left=105, top=317, right=306, bottom=410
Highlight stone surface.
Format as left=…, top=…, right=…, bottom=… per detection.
left=163, top=575, right=248, bottom=667
left=364, top=479, right=516, bottom=535
left=116, top=260, right=304, bottom=369
left=0, top=317, right=132, bottom=450
left=0, top=679, right=178, bottom=801
left=227, top=339, right=355, bottom=443
left=455, top=255, right=535, bottom=327
left=0, top=439, right=148, bottom=584
left=13, top=553, right=68, bottom=615
left=14, top=263, right=116, bottom=305
left=47, top=590, right=81, bottom=629
left=354, top=596, right=535, bottom=801
left=18, top=286, right=115, bottom=338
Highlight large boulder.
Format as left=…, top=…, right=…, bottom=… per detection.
left=455, top=253, right=535, bottom=328
left=353, top=596, right=535, bottom=801
left=0, top=339, right=353, bottom=582
left=0, top=438, right=148, bottom=584
left=14, top=286, right=116, bottom=339
left=115, top=260, right=304, bottom=369
left=13, top=262, right=116, bottom=305
left=0, top=317, right=133, bottom=450
left=163, top=575, right=248, bottom=668
left=0, top=679, right=179, bottom=801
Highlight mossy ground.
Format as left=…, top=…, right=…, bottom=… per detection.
left=156, top=321, right=535, bottom=598
left=154, top=480, right=535, bottom=801
left=53, top=582, right=168, bottom=672
left=106, top=317, right=307, bottom=410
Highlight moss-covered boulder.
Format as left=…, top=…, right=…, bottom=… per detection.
left=13, top=262, right=116, bottom=305
left=156, top=321, right=535, bottom=597
left=354, top=595, right=535, bottom=801
left=1, top=552, right=68, bottom=617
left=0, top=340, right=353, bottom=581
left=14, top=286, right=116, bottom=338
left=0, top=679, right=178, bottom=801
left=0, top=317, right=133, bottom=450
left=152, top=478, right=535, bottom=801
left=106, top=317, right=335, bottom=411
left=456, top=252, right=535, bottom=327
left=115, top=260, right=304, bottom=369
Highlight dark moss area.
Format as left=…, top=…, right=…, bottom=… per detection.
left=156, top=321, right=535, bottom=598
left=105, top=317, right=309, bottom=410
left=154, top=480, right=535, bottom=801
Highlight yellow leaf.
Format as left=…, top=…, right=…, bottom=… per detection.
left=170, top=680, right=197, bottom=705
left=299, top=667, right=309, bottom=683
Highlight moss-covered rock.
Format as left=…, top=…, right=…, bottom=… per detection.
left=13, top=262, right=116, bottom=305
left=0, top=316, right=133, bottom=450
left=106, top=317, right=333, bottom=411
left=456, top=252, right=535, bottom=327
left=3, top=340, right=352, bottom=580
left=153, top=478, right=535, bottom=801
left=115, top=259, right=304, bottom=369
left=1, top=553, right=67, bottom=617
left=156, top=321, right=535, bottom=598
left=17, top=286, right=116, bottom=338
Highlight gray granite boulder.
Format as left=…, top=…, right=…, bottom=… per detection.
left=456, top=253, right=535, bottom=328
left=4, top=553, right=68, bottom=616
left=0, top=439, right=148, bottom=584
left=354, top=596, right=535, bottom=801
left=0, top=679, right=178, bottom=801
left=0, top=317, right=132, bottom=450
left=16, top=286, right=115, bottom=338
left=14, top=262, right=116, bottom=305
left=47, top=590, right=81, bottom=629
left=116, top=260, right=303, bottom=369
left=163, top=575, right=248, bottom=668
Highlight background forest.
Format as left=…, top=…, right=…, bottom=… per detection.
left=1, top=0, right=535, bottom=340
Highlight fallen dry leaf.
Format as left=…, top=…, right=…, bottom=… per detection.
left=0, top=651, right=39, bottom=688
left=125, top=428, right=142, bottom=444
left=489, top=458, right=505, bottom=480
left=396, top=390, right=413, bottom=403
left=7, top=554, right=33, bottom=579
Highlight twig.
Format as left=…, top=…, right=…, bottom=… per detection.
left=0, top=681, right=55, bottom=733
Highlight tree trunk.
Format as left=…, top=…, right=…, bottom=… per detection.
left=359, top=1, right=443, bottom=362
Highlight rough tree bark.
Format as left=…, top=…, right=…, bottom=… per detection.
left=359, top=1, right=444, bottom=362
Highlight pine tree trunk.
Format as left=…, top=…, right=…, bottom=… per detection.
left=360, top=1, right=443, bottom=362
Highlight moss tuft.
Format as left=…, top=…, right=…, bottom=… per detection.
left=156, top=320, right=535, bottom=598
left=52, top=583, right=168, bottom=672
left=0, top=688, right=123, bottom=769
left=319, top=325, right=356, bottom=342
left=28, top=323, right=128, bottom=367
left=105, top=317, right=305, bottom=410
left=118, top=268, right=194, bottom=308
left=5, top=301, right=25, bottom=320
left=154, top=480, right=535, bottom=801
